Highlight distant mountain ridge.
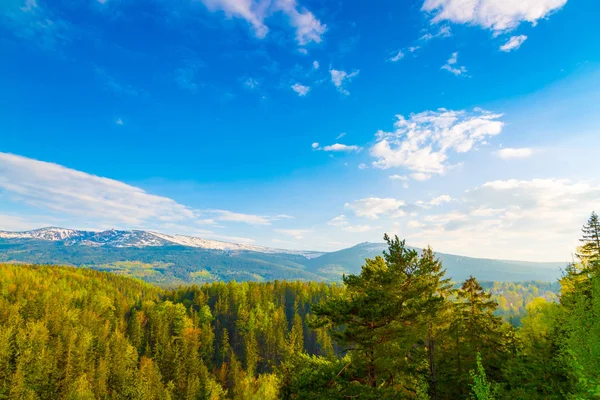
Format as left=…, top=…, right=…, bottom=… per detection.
left=0, top=227, right=567, bottom=285
left=0, top=227, right=324, bottom=257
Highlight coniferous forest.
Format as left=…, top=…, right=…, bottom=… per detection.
left=1, top=213, right=599, bottom=399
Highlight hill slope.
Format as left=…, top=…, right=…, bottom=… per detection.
left=0, top=227, right=566, bottom=284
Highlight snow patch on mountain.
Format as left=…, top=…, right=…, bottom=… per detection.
left=0, top=227, right=325, bottom=258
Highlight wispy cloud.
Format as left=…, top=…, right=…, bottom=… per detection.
left=94, top=66, right=145, bottom=97
left=417, top=194, right=452, bottom=208
left=210, top=210, right=272, bottom=225
left=0, top=152, right=196, bottom=227
left=275, top=228, right=311, bottom=240
left=500, top=35, right=528, bottom=52
left=441, top=52, right=467, bottom=76
left=244, top=77, right=259, bottom=89
left=420, top=25, right=452, bottom=40
left=115, top=118, right=124, bottom=125
left=0, top=213, right=59, bottom=231
left=327, top=214, right=379, bottom=233
left=321, top=143, right=361, bottom=152
left=199, top=0, right=325, bottom=45
left=330, top=68, right=359, bottom=95
left=0, top=152, right=284, bottom=231
left=174, top=60, right=203, bottom=93
left=0, top=0, right=70, bottom=50
left=387, top=50, right=404, bottom=62
left=496, top=147, right=534, bottom=159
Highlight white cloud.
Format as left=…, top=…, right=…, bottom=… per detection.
left=313, top=60, right=319, bottom=69
left=116, top=118, right=123, bottom=125
left=470, top=207, right=505, bottom=217
left=407, top=178, right=600, bottom=261
left=345, top=197, right=406, bottom=220
left=408, top=220, right=424, bottom=228
left=0, top=214, right=58, bottom=231
left=430, top=194, right=453, bottom=206
left=500, top=35, right=528, bottom=52
left=298, top=48, right=308, bottom=55
left=327, top=214, right=378, bottom=233
left=389, top=174, right=408, bottom=181
left=496, top=147, right=534, bottom=159
left=291, top=83, right=310, bottom=96
left=422, top=0, right=568, bottom=32
left=441, top=52, right=467, bottom=75
left=336, top=132, right=346, bottom=140
left=0, top=152, right=279, bottom=231
left=411, top=172, right=432, bottom=181
left=201, top=0, right=268, bottom=38
left=0, top=152, right=197, bottom=226
left=388, top=50, right=405, bottom=62
left=415, top=194, right=452, bottom=209
left=327, top=214, right=348, bottom=227
left=244, top=77, right=259, bottom=89
left=275, top=0, right=327, bottom=45
left=210, top=210, right=272, bottom=225
left=322, top=143, right=361, bottom=152
left=330, top=69, right=359, bottom=95
left=344, top=224, right=378, bottom=233
left=358, top=163, right=368, bottom=170
left=311, top=142, right=320, bottom=149
left=275, top=228, right=311, bottom=240
left=200, top=0, right=326, bottom=44
left=370, top=108, right=504, bottom=175
left=420, top=25, right=453, bottom=40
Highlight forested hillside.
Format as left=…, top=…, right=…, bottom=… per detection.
left=0, top=235, right=564, bottom=285
left=0, top=212, right=598, bottom=399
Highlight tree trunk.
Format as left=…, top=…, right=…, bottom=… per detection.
left=367, top=350, right=376, bottom=388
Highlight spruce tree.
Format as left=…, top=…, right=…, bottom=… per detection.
left=577, top=211, right=600, bottom=265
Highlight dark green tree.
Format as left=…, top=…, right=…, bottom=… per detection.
left=311, top=235, right=450, bottom=394
left=577, top=211, right=600, bottom=263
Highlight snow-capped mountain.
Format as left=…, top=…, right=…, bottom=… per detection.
left=0, top=227, right=324, bottom=258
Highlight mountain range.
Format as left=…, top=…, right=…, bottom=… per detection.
left=0, top=227, right=567, bottom=285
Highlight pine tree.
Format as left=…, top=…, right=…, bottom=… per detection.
left=311, top=235, right=450, bottom=391
left=563, top=212, right=600, bottom=301
left=578, top=211, right=600, bottom=263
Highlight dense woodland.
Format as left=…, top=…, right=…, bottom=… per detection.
left=0, top=212, right=599, bottom=399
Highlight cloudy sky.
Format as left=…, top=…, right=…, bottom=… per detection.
left=1, top=0, right=599, bottom=261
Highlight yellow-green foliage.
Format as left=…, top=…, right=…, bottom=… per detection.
left=190, top=269, right=213, bottom=280
left=0, top=264, right=339, bottom=399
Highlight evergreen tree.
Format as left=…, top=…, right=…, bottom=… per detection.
left=440, top=276, right=507, bottom=398
left=311, top=235, right=450, bottom=393
left=577, top=211, right=600, bottom=264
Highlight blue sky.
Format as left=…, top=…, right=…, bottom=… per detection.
left=1, top=0, right=599, bottom=261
